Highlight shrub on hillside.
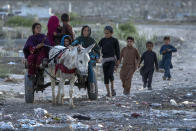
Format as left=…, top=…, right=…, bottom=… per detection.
left=5, top=16, right=35, bottom=27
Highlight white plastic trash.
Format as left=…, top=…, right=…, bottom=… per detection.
left=34, top=108, right=48, bottom=118
left=0, top=121, right=15, bottom=130
left=170, top=99, right=178, bottom=106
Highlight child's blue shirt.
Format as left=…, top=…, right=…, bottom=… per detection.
left=160, top=44, right=177, bottom=60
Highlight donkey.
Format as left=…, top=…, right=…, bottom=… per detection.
left=47, top=44, right=94, bottom=108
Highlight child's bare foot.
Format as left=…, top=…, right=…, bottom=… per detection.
left=106, top=93, right=111, bottom=97
left=162, top=76, right=166, bottom=80
left=167, top=78, right=171, bottom=81
left=111, top=89, right=116, bottom=96
left=143, top=83, right=146, bottom=88
left=123, top=90, right=130, bottom=96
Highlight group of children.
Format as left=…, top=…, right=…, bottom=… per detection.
left=23, top=13, right=177, bottom=97
left=99, top=27, right=177, bottom=96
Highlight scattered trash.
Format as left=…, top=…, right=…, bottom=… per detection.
left=150, top=109, right=170, bottom=118
left=51, top=116, right=61, bottom=122
left=71, top=122, right=89, bottom=131
left=0, top=121, right=15, bottom=130
left=183, top=118, right=196, bottom=121
left=131, top=113, right=141, bottom=118
left=170, top=99, right=178, bottom=106
left=59, top=114, right=76, bottom=123
left=16, top=92, right=25, bottom=98
left=150, top=103, right=162, bottom=107
left=191, top=104, right=196, bottom=107
left=98, top=124, right=104, bottom=128
left=4, top=76, right=18, bottom=83
left=91, top=124, right=104, bottom=130
left=184, top=93, right=193, bottom=98
left=0, top=91, right=3, bottom=96
left=3, top=114, right=12, bottom=120
left=182, top=101, right=195, bottom=105
left=8, top=62, right=16, bottom=65
left=17, top=119, right=43, bottom=129
left=34, top=108, right=48, bottom=119
left=72, top=114, right=91, bottom=120
left=171, top=110, right=186, bottom=115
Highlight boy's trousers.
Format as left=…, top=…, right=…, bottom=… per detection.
left=142, top=70, right=154, bottom=88
left=121, top=68, right=135, bottom=94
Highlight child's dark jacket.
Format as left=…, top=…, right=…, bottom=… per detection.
left=140, top=50, right=158, bottom=75
left=159, top=44, right=177, bottom=69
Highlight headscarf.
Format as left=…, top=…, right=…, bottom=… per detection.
left=61, top=35, right=72, bottom=46
left=47, top=16, right=60, bottom=46
left=72, top=25, right=92, bottom=46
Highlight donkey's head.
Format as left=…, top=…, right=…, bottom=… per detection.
left=59, top=44, right=94, bottom=76
left=75, top=44, right=95, bottom=76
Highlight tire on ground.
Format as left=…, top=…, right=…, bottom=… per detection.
left=87, top=69, right=98, bottom=100
left=25, top=73, right=34, bottom=103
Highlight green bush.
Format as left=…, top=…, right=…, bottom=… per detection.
left=114, top=22, right=147, bottom=54
left=0, top=65, right=9, bottom=78
left=5, top=16, right=35, bottom=27
left=69, top=13, right=84, bottom=26
left=119, top=21, right=137, bottom=35
left=134, top=34, right=147, bottom=55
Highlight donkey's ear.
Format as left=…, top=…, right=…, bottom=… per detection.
left=85, top=43, right=95, bottom=53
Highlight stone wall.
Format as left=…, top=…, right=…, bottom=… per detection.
left=49, top=0, right=196, bottom=21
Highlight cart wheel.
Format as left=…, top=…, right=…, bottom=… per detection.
left=87, top=69, right=98, bottom=100
left=25, top=73, right=34, bottom=103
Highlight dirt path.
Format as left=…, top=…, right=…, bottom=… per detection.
left=0, top=25, right=196, bottom=130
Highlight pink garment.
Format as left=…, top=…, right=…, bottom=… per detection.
left=47, top=16, right=60, bottom=46
left=27, top=47, right=47, bottom=75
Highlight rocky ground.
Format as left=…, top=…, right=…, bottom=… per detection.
left=0, top=25, right=196, bottom=131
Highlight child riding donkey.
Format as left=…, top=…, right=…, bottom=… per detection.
left=23, top=23, right=50, bottom=79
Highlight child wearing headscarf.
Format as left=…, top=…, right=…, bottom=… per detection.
left=73, top=25, right=100, bottom=94
left=23, top=23, right=50, bottom=77
left=61, top=35, right=72, bottom=47
left=47, top=15, right=61, bottom=46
